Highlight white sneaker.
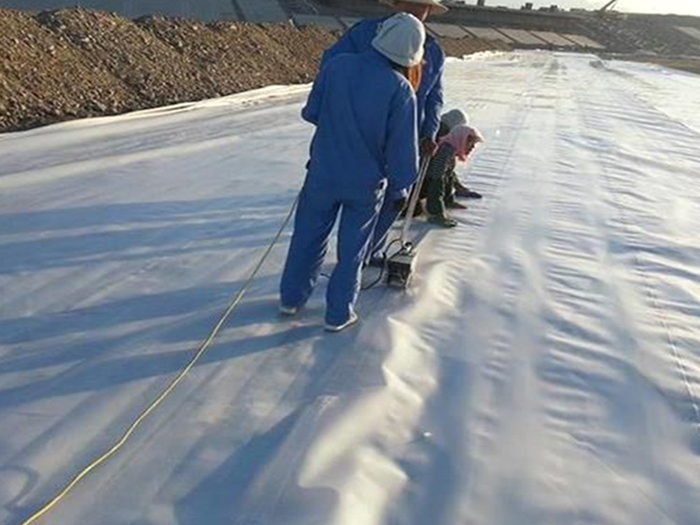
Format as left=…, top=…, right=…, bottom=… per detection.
left=279, top=305, right=300, bottom=316
left=324, top=312, right=359, bottom=333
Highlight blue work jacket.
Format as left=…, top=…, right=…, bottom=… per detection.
left=320, top=16, right=445, bottom=142
left=302, top=50, right=419, bottom=199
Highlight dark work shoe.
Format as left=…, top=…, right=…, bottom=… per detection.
left=445, top=200, right=468, bottom=210
left=455, top=187, right=483, bottom=199
left=428, top=215, right=458, bottom=228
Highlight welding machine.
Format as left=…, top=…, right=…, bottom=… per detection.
left=384, top=157, right=430, bottom=289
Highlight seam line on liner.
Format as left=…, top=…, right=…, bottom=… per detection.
left=580, top=64, right=700, bottom=435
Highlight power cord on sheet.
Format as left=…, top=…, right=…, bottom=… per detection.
left=361, top=238, right=405, bottom=290
left=17, top=195, right=300, bottom=525
left=319, top=213, right=413, bottom=290
left=319, top=236, right=400, bottom=290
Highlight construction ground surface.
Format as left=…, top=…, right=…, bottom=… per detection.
left=2, top=0, right=700, bottom=132
left=1, top=50, right=700, bottom=525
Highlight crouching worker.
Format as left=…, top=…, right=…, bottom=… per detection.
left=439, top=109, right=483, bottom=201
left=425, top=124, right=483, bottom=228
left=279, top=13, right=425, bottom=332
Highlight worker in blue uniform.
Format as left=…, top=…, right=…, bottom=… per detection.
left=280, top=13, right=426, bottom=332
left=320, top=0, right=449, bottom=259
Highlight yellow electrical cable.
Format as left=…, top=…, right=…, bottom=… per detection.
left=19, top=195, right=299, bottom=525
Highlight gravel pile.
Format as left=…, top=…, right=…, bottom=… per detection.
left=137, top=16, right=337, bottom=93
left=0, top=7, right=509, bottom=133
left=0, top=9, right=136, bottom=131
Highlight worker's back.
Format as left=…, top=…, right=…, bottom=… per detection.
left=320, top=17, right=445, bottom=141
left=302, top=49, right=418, bottom=199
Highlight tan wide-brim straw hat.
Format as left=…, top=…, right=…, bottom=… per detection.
left=379, top=0, right=449, bottom=15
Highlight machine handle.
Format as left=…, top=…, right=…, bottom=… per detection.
left=399, top=155, right=431, bottom=246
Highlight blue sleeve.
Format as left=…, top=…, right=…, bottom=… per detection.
left=420, top=49, right=445, bottom=140
left=386, top=83, right=419, bottom=194
left=301, top=64, right=329, bottom=126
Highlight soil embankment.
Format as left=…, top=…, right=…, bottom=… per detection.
left=0, top=7, right=509, bottom=133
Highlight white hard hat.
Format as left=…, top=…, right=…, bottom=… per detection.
left=371, top=13, right=426, bottom=67
left=379, top=0, right=449, bottom=14
left=441, top=109, right=469, bottom=130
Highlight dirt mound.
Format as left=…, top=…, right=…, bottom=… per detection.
left=37, top=9, right=209, bottom=105
left=0, top=9, right=136, bottom=131
left=0, top=7, right=508, bottom=133
left=137, top=16, right=337, bottom=93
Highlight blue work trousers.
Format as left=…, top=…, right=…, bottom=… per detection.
left=369, top=198, right=401, bottom=259
left=280, top=181, right=384, bottom=326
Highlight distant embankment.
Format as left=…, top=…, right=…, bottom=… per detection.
left=0, top=8, right=510, bottom=133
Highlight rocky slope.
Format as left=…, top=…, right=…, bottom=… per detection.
left=0, top=8, right=509, bottom=133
